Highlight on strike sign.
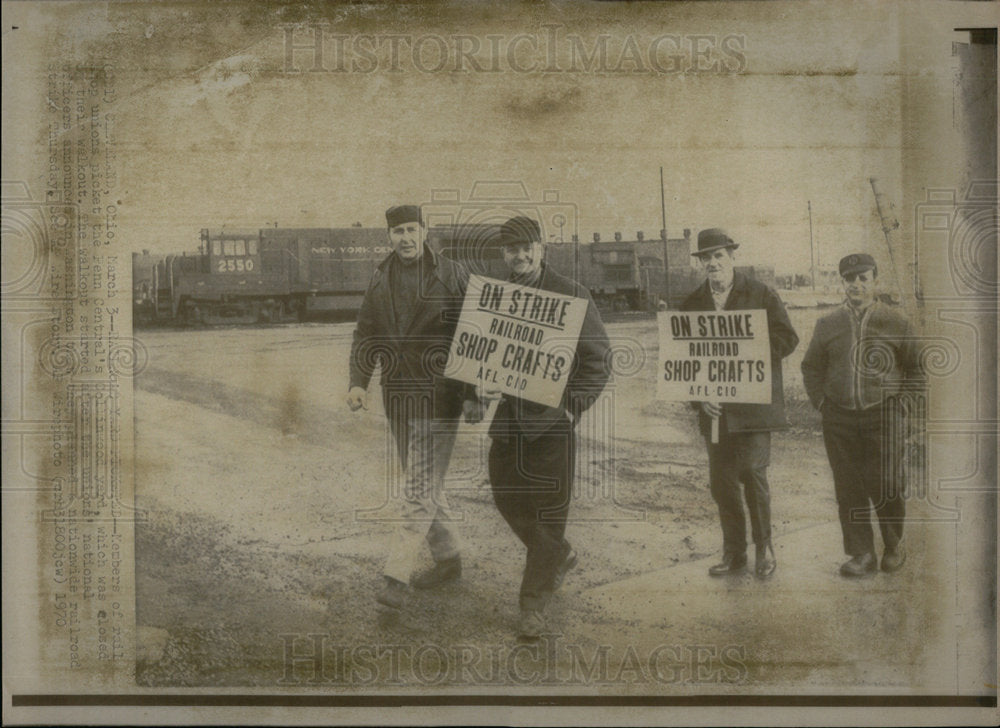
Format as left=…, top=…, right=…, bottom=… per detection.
left=657, top=309, right=772, bottom=404
left=445, top=275, right=589, bottom=407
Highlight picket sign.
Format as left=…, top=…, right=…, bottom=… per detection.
left=445, top=275, right=589, bottom=408
left=657, top=310, right=772, bottom=444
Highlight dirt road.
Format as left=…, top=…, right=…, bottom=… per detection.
left=132, top=317, right=951, bottom=691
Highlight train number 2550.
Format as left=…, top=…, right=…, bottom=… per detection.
left=217, top=257, right=255, bottom=272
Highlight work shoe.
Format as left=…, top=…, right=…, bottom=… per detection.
left=375, top=577, right=408, bottom=609
left=708, top=552, right=747, bottom=577
left=881, top=544, right=907, bottom=573
left=411, top=556, right=462, bottom=589
left=839, top=552, right=877, bottom=578
left=517, top=609, right=546, bottom=641
left=552, top=547, right=578, bottom=591
left=755, top=542, right=777, bottom=580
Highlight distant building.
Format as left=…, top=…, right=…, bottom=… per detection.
left=630, top=228, right=693, bottom=270
left=592, top=229, right=696, bottom=308
left=736, top=265, right=776, bottom=289
left=548, top=229, right=697, bottom=308
left=814, top=265, right=841, bottom=292
left=426, top=223, right=776, bottom=309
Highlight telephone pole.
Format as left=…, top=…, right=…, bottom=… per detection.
left=808, top=200, right=816, bottom=291
left=660, top=166, right=670, bottom=306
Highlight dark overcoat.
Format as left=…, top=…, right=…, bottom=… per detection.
left=349, top=244, right=471, bottom=423
left=488, top=264, right=612, bottom=442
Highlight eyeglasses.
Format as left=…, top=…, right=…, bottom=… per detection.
left=842, top=271, right=873, bottom=283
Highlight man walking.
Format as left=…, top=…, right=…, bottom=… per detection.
left=486, top=215, right=611, bottom=640
left=347, top=204, right=481, bottom=611
left=801, top=253, right=922, bottom=577
left=681, top=228, right=799, bottom=580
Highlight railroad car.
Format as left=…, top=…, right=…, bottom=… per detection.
left=132, top=249, right=165, bottom=326
left=133, top=224, right=773, bottom=325
left=545, top=240, right=643, bottom=311
left=430, top=224, right=657, bottom=311
left=134, top=228, right=390, bottom=324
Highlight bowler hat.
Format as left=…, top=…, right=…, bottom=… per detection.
left=839, top=253, right=877, bottom=277
left=499, top=216, right=542, bottom=246
left=386, top=205, right=422, bottom=228
left=692, top=228, right=739, bottom=257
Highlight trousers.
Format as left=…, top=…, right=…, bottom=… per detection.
left=705, top=426, right=772, bottom=556
left=382, top=413, right=462, bottom=584
left=821, top=402, right=904, bottom=556
left=489, top=425, right=575, bottom=611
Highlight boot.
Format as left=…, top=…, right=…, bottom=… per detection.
left=881, top=544, right=906, bottom=573
left=755, top=542, right=777, bottom=580
left=708, top=552, right=747, bottom=576
left=375, top=576, right=408, bottom=609
left=411, top=556, right=462, bottom=589
left=839, top=552, right=877, bottom=577
left=517, top=609, right=545, bottom=641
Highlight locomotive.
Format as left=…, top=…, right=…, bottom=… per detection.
left=133, top=224, right=766, bottom=325
left=428, top=224, right=700, bottom=313
left=134, top=227, right=391, bottom=325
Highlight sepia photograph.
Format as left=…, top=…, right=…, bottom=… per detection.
left=2, top=0, right=997, bottom=725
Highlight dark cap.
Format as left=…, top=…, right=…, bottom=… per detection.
left=692, top=228, right=739, bottom=257
left=839, top=253, right=877, bottom=277
left=385, top=205, right=422, bottom=228
left=499, top=216, right=542, bottom=246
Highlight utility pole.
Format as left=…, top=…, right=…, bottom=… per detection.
left=660, top=166, right=670, bottom=307
left=660, top=166, right=667, bottom=235
left=808, top=200, right=816, bottom=292
left=870, top=176, right=915, bottom=320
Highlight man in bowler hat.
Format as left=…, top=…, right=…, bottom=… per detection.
left=681, top=229, right=799, bottom=579
left=485, top=215, right=611, bottom=640
left=801, top=253, right=922, bottom=577
left=347, top=204, right=483, bottom=611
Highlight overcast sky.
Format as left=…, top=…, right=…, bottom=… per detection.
left=25, top=1, right=912, bottom=274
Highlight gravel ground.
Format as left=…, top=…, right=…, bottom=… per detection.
left=132, top=315, right=944, bottom=691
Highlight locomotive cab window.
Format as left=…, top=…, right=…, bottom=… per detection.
left=223, top=240, right=247, bottom=256
left=213, top=238, right=257, bottom=273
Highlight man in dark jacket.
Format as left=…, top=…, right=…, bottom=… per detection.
left=347, top=204, right=481, bottom=611
left=486, top=215, right=611, bottom=640
left=801, top=253, right=922, bottom=577
left=681, top=228, right=799, bottom=579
